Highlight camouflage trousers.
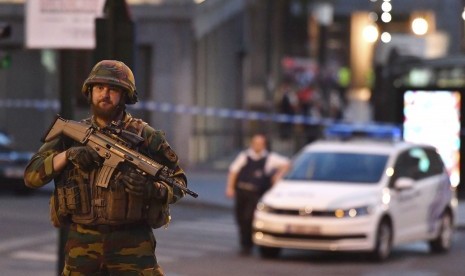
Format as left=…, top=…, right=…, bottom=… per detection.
left=62, top=223, right=164, bottom=276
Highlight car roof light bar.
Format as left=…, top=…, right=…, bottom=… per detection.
left=324, top=123, right=402, bottom=141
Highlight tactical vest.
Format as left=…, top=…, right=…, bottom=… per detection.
left=50, top=117, right=170, bottom=229
left=235, top=155, right=271, bottom=195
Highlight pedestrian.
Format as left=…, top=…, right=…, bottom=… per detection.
left=277, top=77, right=299, bottom=139
left=24, top=60, right=187, bottom=275
left=225, top=134, right=290, bottom=256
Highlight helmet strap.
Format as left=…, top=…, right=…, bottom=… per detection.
left=115, top=91, right=127, bottom=115
left=116, top=100, right=126, bottom=114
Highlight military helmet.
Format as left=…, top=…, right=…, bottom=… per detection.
left=81, top=60, right=138, bottom=104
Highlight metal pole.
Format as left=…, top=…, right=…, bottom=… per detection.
left=95, top=0, right=134, bottom=67
left=312, top=0, right=333, bottom=117
left=264, top=0, right=274, bottom=138
left=57, top=49, right=76, bottom=274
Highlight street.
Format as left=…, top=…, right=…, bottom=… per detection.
left=1, top=190, right=464, bottom=276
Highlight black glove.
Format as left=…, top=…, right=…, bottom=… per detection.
left=66, top=146, right=102, bottom=171
left=120, top=170, right=167, bottom=200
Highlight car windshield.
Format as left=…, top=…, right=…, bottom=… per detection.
left=285, top=152, right=389, bottom=183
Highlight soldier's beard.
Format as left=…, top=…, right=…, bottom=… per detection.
left=91, top=100, right=124, bottom=122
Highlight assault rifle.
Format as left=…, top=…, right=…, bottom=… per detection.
left=42, top=116, right=198, bottom=198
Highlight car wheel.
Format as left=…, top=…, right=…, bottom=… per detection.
left=259, top=246, right=281, bottom=259
left=429, top=211, right=453, bottom=253
left=370, top=219, right=392, bottom=262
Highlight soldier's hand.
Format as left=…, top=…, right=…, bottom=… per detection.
left=121, top=171, right=167, bottom=200
left=151, top=181, right=168, bottom=200
left=66, top=146, right=102, bottom=171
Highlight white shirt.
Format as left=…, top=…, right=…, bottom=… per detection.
left=229, top=149, right=290, bottom=176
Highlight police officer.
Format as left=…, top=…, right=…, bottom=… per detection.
left=24, top=60, right=187, bottom=275
left=225, top=134, right=289, bottom=255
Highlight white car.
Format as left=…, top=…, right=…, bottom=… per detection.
left=253, top=136, right=457, bottom=261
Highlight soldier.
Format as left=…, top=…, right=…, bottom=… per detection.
left=24, top=60, right=187, bottom=275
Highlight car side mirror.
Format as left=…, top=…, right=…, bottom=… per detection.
left=394, top=177, right=414, bottom=190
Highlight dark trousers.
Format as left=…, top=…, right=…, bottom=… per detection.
left=234, top=188, right=262, bottom=249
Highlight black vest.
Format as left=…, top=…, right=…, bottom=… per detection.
left=236, top=155, right=271, bottom=193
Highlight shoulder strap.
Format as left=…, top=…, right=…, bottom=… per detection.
left=124, top=117, right=148, bottom=136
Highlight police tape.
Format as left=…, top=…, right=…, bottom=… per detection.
left=0, top=99, right=332, bottom=125
left=131, top=101, right=334, bottom=125
left=0, top=99, right=60, bottom=110
left=0, top=99, right=404, bottom=139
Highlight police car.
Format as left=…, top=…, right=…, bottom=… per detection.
left=253, top=124, right=457, bottom=261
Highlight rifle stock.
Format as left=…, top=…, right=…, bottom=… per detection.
left=43, top=116, right=198, bottom=198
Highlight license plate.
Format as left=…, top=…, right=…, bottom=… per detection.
left=286, top=225, right=320, bottom=235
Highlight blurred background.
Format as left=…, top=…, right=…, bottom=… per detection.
left=0, top=0, right=461, bottom=165
left=1, top=0, right=464, bottom=193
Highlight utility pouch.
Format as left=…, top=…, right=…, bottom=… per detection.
left=64, top=184, right=80, bottom=212
left=55, top=168, right=92, bottom=215
left=56, top=186, right=68, bottom=213
left=105, top=175, right=144, bottom=222
left=65, top=169, right=91, bottom=215
left=146, top=199, right=170, bottom=229
left=126, top=194, right=143, bottom=220
left=49, top=190, right=71, bottom=228
left=77, top=174, right=91, bottom=214
left=106, top=181, right=127, bottom=220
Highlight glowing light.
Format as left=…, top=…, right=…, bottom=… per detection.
left=304, top=206, right=313, bottom=214
left=256, top=202, right=265, bottom=211
left=335, top=209, right=345, bottom=218
left=369, top=12, right=378, bottom=22
left=363, top=24, right=379, bottom=43
left=451, top=174, right=459, bottom=188
left=385, top=167, right=394, bottom=177
left=382, top=188, right=391, bottom=205
left=412, top=17, right=428, bottom=35
left=348, top=209, right=357, bottom=218
left=462, top=8, right=465, bottom=21
left=381, top=12, right=392, bottom=23
left=381, top=32, right=391, bottom=43
left=381, top=2, right=392, bottom=12
left=403, top=91, right=461, bottom=188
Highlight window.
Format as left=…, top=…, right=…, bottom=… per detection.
left=285, top=151, right=388, bottom=183
left=424, top=148, right=445, bottom=175
left=390, top=147, right=434, bottom=186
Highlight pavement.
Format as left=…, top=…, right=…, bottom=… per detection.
left=182, top=168, right=465, bottom=228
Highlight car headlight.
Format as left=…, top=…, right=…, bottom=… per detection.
left=334, top=206, right=372, bottom=218
left=256, top=201, right=273, bottom=213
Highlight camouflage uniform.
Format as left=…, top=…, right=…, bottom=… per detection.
left=24, top=60, right=186, bottom=276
